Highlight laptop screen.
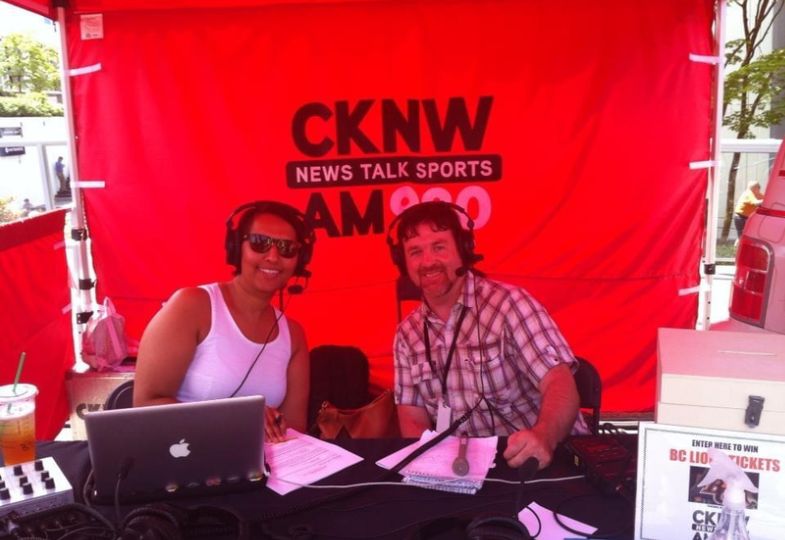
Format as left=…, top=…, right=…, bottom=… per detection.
left=85, top=395, right=266, bottom=503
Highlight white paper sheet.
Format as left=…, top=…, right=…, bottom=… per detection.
left=263, top=429, right=363, bottom=495
left=519, top=502, right=597, bottom=540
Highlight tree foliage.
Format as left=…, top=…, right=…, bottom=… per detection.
left=724, top=47, right=785, bottom=131
left=0, top=33, right=60, bottom=94
left=721, top=0, right=785, bottom=240
left=0, top=92, right=63, bottom=116
left=0, top=197, right=21, bottom=224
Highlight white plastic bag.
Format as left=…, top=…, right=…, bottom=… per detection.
left=81, top=297, right=128, bottom=371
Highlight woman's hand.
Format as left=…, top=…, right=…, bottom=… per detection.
left=265, top=406, right=288, bottom=443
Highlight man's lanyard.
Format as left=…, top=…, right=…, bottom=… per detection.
left=423, top=304, right=469, bottom=399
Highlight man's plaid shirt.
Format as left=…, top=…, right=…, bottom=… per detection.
left=394, top=273, right=589, bottom=436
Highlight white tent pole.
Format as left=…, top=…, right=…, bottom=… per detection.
left=57, top=6, right=97, bottom=362
left=699, top=0, right=726, bottom=330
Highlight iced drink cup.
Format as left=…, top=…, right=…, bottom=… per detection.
left=0, top=383, right=38, bottom=465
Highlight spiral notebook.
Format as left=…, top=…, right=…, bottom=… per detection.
left=376, top=431, right=498, bottom=494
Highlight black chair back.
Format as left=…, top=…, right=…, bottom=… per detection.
left=103, top=380, right=135, bottom=410
left=574, top=357, right=602, bottom=435
left=308, top=345, right=371, bottom=431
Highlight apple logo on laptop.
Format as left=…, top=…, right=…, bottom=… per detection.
left=169, top=438, right=191, bottom=458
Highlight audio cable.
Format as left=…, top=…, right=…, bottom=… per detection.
left=228, top=295, right=290, bottom=398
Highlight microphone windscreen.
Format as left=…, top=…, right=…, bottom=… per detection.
left=287, top=284, right=304, bottom=295
left=455, top=266, right=468, bottom=277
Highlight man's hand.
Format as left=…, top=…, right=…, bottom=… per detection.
left=502, top=426, right=557, bottom=469
left=502, top=363, right=581, bottom=469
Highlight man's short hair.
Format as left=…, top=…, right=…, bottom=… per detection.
left=395, top=201, right=465, bottom=245
left=389, top=201, right=481, bottom=274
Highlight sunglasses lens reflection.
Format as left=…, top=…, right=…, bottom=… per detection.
left=246, top=234, right=299, bottom=258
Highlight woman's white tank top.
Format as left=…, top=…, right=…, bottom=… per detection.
left=176, top=283, right=291, bottom=406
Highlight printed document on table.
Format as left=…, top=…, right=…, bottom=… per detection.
left=264, top=429, right=363, bottom=495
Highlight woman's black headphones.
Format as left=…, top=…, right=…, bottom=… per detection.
left=119, top=502, right=250, bottom=540
left=386, top=201, right=482, bottom=277
left=225, top=200, right=315, bottom=277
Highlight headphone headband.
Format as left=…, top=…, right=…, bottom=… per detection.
left=224, top=200, right=315, bottom=278
left=386, top=201, right=481, bottom=278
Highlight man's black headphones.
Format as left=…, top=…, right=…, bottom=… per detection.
left=386, top=201, right=482, bottom=277
left=406, top=514, right=532, bottom=540
left=225, top=200, right=315, bottom=277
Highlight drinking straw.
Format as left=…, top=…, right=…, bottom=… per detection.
left=12, top=352, right=26, bottom=393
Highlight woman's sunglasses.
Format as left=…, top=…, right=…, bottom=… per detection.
left=243, top=233, right=301, bottom=258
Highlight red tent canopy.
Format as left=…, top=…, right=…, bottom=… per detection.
left=0, top=211, right=73, bottom=439
left=6, top=0, right=716, bottom=416
left=7, top=0, right=382, bottom=17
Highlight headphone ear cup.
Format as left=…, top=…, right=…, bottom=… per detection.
left=121, top=505, right=185, bottom=540
left=295, top=231, right=314, bottom=277
left=405, top=516, right=471, bottom=540
left=185, top=505, right=249, bottom=539
left=460, top=228, right=473, bottom=266
left=391, top=243, right=407, bottom=277
left=454, top=225, right=476, bottom=267
left=465, top=516, right=532, bottom=540
left=225, top=224, right=240, bottom=268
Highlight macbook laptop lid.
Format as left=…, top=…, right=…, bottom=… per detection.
left=85, top=395, right=266, bottom=503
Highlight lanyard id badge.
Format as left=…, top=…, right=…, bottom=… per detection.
left=424, top=305, right=469, bottom=433
left=436, top=399, right=452, bottom=432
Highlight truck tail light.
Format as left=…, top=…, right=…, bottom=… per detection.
left=730, top=238, right=773, bottom=326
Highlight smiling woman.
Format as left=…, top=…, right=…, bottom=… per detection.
left=132, top=200, right=315, bottom=444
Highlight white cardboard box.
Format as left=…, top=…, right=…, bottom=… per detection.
left=656, top=328, right=785, bottom=435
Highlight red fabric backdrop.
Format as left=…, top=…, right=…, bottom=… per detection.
left=50, top=0, right=714, bottom=411
left=0, top=210, right=73, bottom=439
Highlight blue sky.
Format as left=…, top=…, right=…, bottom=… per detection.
left=0, top=2, right=59, bottom=47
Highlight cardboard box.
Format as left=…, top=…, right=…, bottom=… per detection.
left=656, top=328, right=785, bottom=435
left=65, top=364, right=135, bottom=440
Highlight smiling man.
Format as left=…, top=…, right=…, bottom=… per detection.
left=388, top=201, right=588, bottom=469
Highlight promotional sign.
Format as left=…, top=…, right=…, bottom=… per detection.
left=636, top=423, right=785, bottom=540
left=0, top=126, right=26, bottom=157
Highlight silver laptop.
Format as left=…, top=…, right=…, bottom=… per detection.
left=85, top=395, right=266, bottom=503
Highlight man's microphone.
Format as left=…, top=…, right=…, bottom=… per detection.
left=518, top=456, right=540, bottom=482
left=516, top=456, right=540, bottom=521
left=455, top=254, right=484, bottom=277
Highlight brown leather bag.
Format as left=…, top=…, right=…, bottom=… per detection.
left=315, top=390, right=400, bottom=439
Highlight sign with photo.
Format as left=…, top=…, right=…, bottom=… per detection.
left=635, top=422, right=785, bottom=540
